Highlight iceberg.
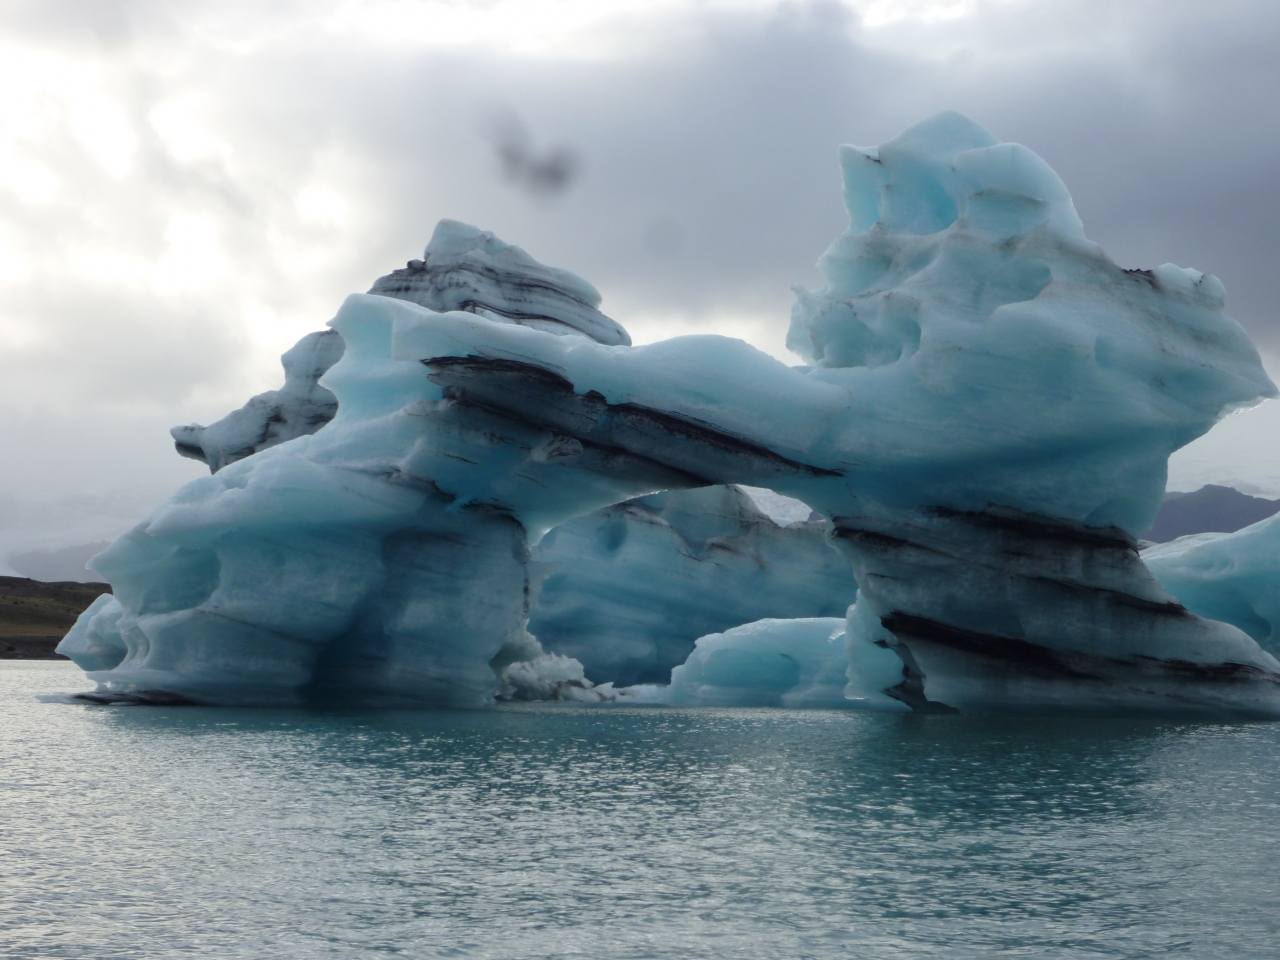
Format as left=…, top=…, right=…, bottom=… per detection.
left=403, top=112, right=1280, bottom=714
left=58, top=224, right=848, bottom=705
left=1144, top=517, right=1280, bottom=656
left=60, top=111, right=1280, bottom=715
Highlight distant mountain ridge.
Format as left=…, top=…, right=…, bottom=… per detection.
left=1143, top=484, right=1280, bottom=543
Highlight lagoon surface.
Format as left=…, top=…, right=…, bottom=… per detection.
left=3, top=662, right=1280, bottom=959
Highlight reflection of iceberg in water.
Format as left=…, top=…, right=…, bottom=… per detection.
left=59, top=112, right=1280, bottom=715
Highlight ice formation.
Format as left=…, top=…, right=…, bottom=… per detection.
left=367, top=219, right=630, bottom=346
left=60, top=111, right=1280, bottom=715
left=399, top=112, right=1280, bottom=714
left=1144, top=518, right=1280, bottom=656
left=59, top=224, right=846, bottom=705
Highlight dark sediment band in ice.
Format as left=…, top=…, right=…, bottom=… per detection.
left=369, top=219, right=630, bottom=347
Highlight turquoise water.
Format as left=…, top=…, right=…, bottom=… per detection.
left=3, top=662, right=1280, bottom=959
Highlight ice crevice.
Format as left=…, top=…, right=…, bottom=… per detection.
left=58, top=110, right=1280, bottom=715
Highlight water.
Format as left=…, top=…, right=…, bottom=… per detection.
left=4, top=662, right=1280, bottom=959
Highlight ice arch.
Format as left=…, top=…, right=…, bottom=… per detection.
left=62, top=112, right=1280, bottom=714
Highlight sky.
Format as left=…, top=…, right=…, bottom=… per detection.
left=2, top=0, right=1280, bottom=568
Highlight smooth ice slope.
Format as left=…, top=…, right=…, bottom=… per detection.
left=628, top=618, right=856, bottom=708
left=530, top=485, right=856, bottom=686
left=404, top=111, right=1280, bottom=714
left=1144, top=517, right=1280, bottom=655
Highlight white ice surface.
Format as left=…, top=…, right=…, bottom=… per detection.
left=738, top=486, right=817, bottom=524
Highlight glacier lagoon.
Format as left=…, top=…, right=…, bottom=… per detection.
left=7, top=661, right=1280, bottom=959
left=19, top=107, right=1280, bottom=955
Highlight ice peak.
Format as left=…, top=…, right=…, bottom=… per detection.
left=369, top=218, right=630, bottom=346
left=837, top=111, right=1082, bottom=242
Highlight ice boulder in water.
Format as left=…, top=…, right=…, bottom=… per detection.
left=406, top=111, right=1280, bottom=714
left=628, top=618, right=855, bottom=708
left=627, top=614, right=906, bottom=710
left=1144, top=516, right=1280, bottom=656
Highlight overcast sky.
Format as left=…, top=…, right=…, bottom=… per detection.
left=3, top=0, right=1280, bottom=563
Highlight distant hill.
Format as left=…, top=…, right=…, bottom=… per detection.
left=7, top=542, right=110, bottom=583
left=1143, top=484, right=1280, bottom=543
left=0, top=577, right=111, bottom=659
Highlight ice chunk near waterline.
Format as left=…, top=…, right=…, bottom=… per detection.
left=627, top=613, right=906, bottom=710
left=1144, top=515, right=1280, bottom=656
left=627, top=618, right=852, bottom=708
left=530, top=484, right=856, bottom=686
left=55, top=593, right=126, bottom=673
left=842, top=599, right=915, bottom=711
left=409, top=111, right=1280, bottom=714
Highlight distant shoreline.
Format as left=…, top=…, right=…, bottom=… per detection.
left=1, top=636, right=67, bottom=660
left=0, top=577, right=111, bottom=660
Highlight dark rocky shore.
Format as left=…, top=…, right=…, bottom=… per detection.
left=1, top=577, right=111, bottom=659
